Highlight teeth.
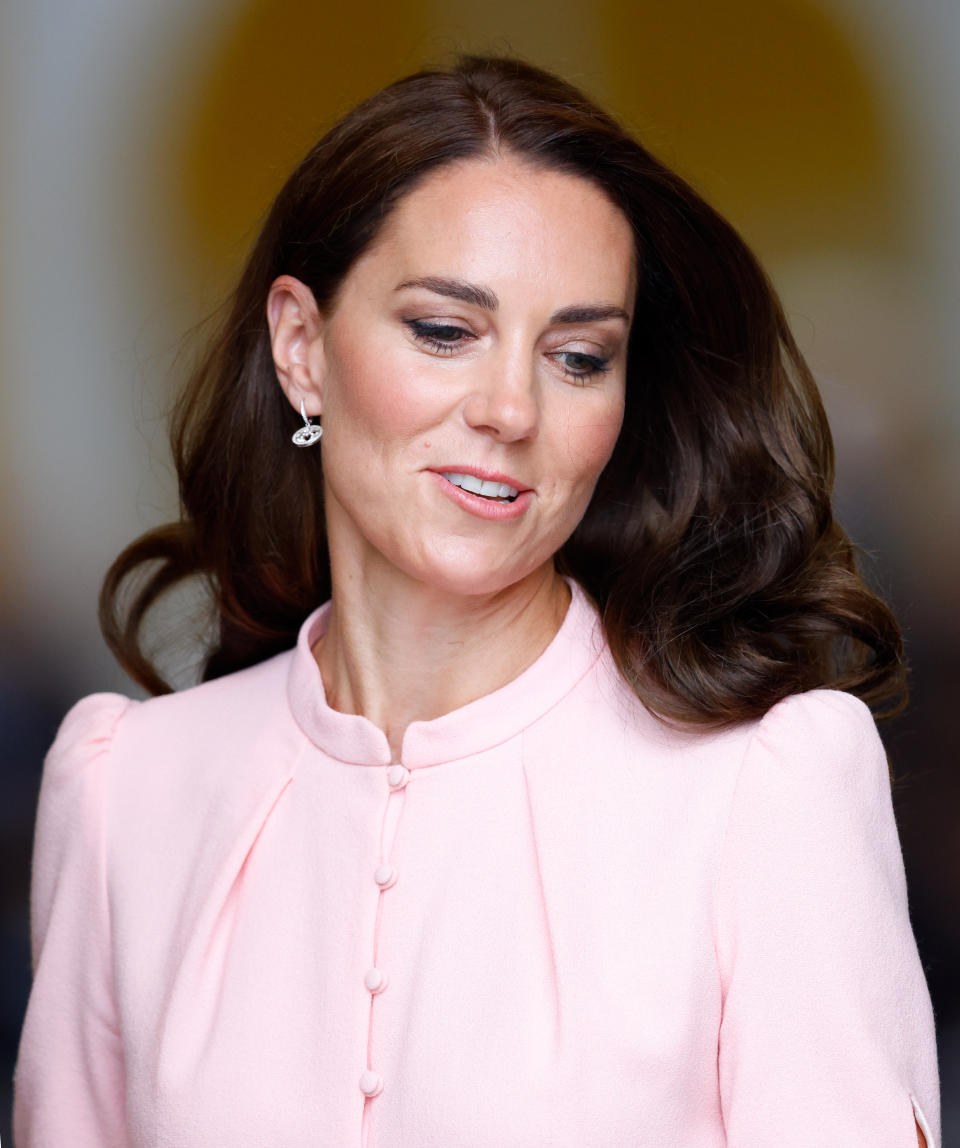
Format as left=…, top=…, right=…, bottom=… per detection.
left=441, top=472, right=519, bottom=500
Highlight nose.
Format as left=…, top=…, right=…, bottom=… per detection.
left=461, top=347, right=539, bottom=443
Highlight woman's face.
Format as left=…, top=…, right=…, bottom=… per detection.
left=274, top=154, right=635, bottom=597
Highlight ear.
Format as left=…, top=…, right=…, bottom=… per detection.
left=266, top=275, right=326, bottom=417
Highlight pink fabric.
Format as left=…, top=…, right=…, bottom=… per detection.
left=14, top=580, right=941, bottom=1146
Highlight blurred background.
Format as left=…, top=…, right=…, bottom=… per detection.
left=1, top=0, right=957, bottom=1141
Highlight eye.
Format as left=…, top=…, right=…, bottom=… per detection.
left=404, top=319, right=474, bottom=354
left=552, top=350, right=611, bottom=382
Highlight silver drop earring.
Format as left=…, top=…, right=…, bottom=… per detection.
left=292, top=398, right=323, bottom=447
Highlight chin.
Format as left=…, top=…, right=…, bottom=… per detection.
left=405, top=549, right=546, bottom=600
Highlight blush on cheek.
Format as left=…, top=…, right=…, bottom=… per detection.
left=594, top=402, right=626, bottom=464
left=325, top=322, right=409, bottom=430
left=340, top=355, right=442, bottom=441
left=562, top=404, right=624, bottom=476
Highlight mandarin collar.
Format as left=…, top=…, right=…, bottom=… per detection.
left=286, top=578, right=605, bottom=767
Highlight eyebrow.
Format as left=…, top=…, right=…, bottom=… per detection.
left=396, top=276, right=498, bottom=312
left=395, top=276, right=630, bottom=326
left=550, top=303, right=631, bottom=325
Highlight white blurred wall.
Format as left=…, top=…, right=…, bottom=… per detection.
left=0, top=0, right=234, bottom=692
left=777, top=0, right=960, bottom=626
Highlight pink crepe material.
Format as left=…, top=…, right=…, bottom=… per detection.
left=14, top=580, right=941, bottom=1146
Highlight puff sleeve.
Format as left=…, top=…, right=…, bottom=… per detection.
left=14, top=693, right=134, bottom=1147
left=715, top=689, right=940, bottom=1146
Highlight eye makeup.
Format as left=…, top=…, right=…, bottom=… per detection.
left=403, top=318, right=474, bottom=352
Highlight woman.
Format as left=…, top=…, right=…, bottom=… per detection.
left=14, top=55, right=939, bottom=1146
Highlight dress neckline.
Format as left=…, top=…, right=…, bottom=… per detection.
left=286, top=577, right=605, bottom=767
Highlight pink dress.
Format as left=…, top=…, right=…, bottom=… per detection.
left=14, top=580, right=941, bottom=1146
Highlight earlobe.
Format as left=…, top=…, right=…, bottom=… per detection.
left=266, top=274, right=325, bottom=417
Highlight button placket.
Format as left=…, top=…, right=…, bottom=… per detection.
left=359, top=761, right=410, bottom=1107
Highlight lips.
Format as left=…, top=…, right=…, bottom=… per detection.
left=427, top=469, right=533, bottom=520
left=440, top=472, right=518, bottom=502
left=431, top=467, right=530, bottom=501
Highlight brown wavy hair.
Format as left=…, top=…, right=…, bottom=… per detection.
left=100, top=54, right=906, bottom=725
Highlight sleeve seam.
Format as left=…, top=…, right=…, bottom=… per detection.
left=97, top=697, right=134, bottom=1040
left=709, top=688, right=885, bottom=995
left=709, top=709, right=767, bottom=990
left=708, top=691, right=812, bottom=993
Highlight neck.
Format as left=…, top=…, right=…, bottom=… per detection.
left=312, top=557, right=571, bottom=762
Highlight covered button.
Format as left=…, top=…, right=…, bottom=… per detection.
left=359, top=1070, right=383, bottom=1097
left=374, top=863, right=397, bottom=888
left=364, top=966, right=388, bottom=994
left=386, top=764, right=410, bottom=789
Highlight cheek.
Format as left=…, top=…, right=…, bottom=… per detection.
left=326, top=333, right=442, bottom=444
left=554, top=394, right=625, bottom=487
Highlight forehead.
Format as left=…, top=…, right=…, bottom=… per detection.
left=347, top=154, right=637, bottom=310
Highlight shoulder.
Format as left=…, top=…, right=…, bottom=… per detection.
left=752, top=687, right=878, bottom=753
left=718, top=689, right=895, bottom=879
left=41, top=692, right=138, bottom=811
left=47, top=690, right=135, bottom=769
left=572, top=666, right=887, bottom=823
left=45, top=647, right=301, bottom=808
left=117, top=645, right=296, bottom=747
left=30, top=694, right=138, bottom=952
left=37, top=651, right=304, bottom=898
left=714, top=688, right=904, bottom=956
left=742, top=687, right=887, bottom=800
left=36, top=693, right=138, bottom=861
left=600, top=663, right=882, bottom=779
left=51, top=644, right=294, bottom=748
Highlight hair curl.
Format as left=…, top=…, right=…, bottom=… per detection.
left=100, top=54, right=905, bottom=725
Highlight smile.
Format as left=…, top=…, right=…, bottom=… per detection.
left=440, top=472, right=519, bottom=503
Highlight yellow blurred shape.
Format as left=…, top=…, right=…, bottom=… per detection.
left=176, top=0, right=432, bottom=290
left=599, top=0, right=896, bottom=258
left=175, top=0, right=897, bottom=283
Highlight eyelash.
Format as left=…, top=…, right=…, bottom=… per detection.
left=404, top=319, right=611, bottom=383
